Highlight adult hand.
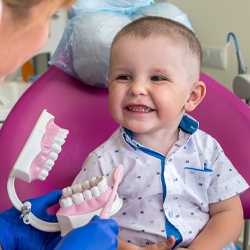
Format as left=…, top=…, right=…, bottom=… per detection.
left=55, top=215, right=119, bottom=250
left=0, top=190, right=62, bottom=250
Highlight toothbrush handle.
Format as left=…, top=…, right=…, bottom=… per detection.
left=100, top=183, right=118, bottom=219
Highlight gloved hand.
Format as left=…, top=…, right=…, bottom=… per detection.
left=0, top=190, right=62, bottom=250
left=55, top=215, right=119, bottom=250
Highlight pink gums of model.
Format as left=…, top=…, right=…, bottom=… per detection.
left=29, top=118, right=62, bottom=181
left=56, top=173, right=123, bottom=236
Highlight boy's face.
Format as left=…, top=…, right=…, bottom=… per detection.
left=108, top=36, right=196, bottom=137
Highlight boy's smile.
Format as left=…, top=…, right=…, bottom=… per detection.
left=126, top=105, right=154, bottom=113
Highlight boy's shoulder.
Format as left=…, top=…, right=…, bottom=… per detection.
left=181, top=114, right=221, bottom=146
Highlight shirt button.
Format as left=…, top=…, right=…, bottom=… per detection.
left=168, top=211, right=174, bottom=218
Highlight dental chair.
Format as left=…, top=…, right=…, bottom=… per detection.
left=0, top=65, right=118, bottom=211
left=0, top=66, right=249, bottom=249
left=191, top=73, right=250, bottom=250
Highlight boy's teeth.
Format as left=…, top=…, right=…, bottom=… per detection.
left=91, top=186, right=100, bottom=197
left=82, top=181, right=91, bottom=190
left=128, top=106, right=151, bottom=112
left=72, top=193, right=84, bottom=204
left=82, top=190, right=92, bottom=200
left=72, top=184, right=83, bottom=194
left=60, top=197, right=73, bottom=208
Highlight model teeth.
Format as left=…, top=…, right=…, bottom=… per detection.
left=49, top=152, right=58, bottom=161
left=60, top=197, right=73, bottom=208
left=62, top=187, right=73, bottom=197
left=44, top=159, right=54, bottom=171
left=90, top=177, right=97, bottom=187
left=72, top=193, right=84, bottom=204
left=54, top=136, right=65, bottom=146
left=53, top=129, right=68, bottom=146
left=91, top=186, right=100, bottom=197
left=37, top=128, right=66, bottom=180
left=44, top=165, right=52, bottom=171
left=82, top=190, right=92, bottom=200
left=10, top=110, right=69, bottom=183
left=59, top=177, right=109, bottom=208
left=72, top=184, right=83, bottom=194
left=98, top=180, right=108, bottom=193
left=52, top=143, right=62, bottom=154
left=82, top=181, right=91, bottom=190
left=59, top=128, right=69, bottom=136
left=38, top=169, right=49, bottom=180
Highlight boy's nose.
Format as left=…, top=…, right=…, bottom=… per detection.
left=129, top=80, right=147, bottom=96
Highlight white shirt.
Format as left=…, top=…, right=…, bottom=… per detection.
left=73, top=114, right=249, bottom=248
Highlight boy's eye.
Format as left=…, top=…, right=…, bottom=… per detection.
left=116, top=75, right=131, bottom=81
left=151, top=76, right=167, bottom=81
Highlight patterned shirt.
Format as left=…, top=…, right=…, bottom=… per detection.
left=73, top=114, right=249, bottom=248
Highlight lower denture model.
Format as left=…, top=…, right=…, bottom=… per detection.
left=57, top=166, right=123, bottom=236
left=7, top=109, right=123, bottom=235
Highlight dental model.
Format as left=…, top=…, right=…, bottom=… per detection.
left=7, top=109, right=123, bottom=235
left=9, top=110, right=69, bottom=183
left=57, top=164, right=123, bottom=236
left=7, top=109, right=69, bottom=232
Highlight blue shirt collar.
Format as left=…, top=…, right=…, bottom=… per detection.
left=123, top=114, right=199, bottom=144
left=179, top=114, right=199, bottom=134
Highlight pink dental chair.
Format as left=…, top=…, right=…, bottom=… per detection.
left=0, top=65, right=249, bottom=248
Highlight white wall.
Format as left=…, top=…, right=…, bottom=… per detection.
left=155, top=0, right=250, bottom=92
left=39, top=10, right=68, bottom=56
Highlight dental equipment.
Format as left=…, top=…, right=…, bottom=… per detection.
left=233, top=75, right=250, bottom=105
left=56, top=165, right=123, bottom=236
left=7, top=109, right=123, bottom=236
left=226, top=32, right=247, bottom=75
left=226, top=32, right=250, bottom=104
left=100, top=164, right=123, bottom=219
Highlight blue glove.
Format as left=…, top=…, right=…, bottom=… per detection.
left=0, top=190, right=62, bottom=250
left=55, top=215, right=119, bottom=250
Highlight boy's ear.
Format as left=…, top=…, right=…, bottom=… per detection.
left=184, top=81, right=206, bottom=112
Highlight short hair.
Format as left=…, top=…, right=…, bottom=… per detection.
left=111, top=16, right=202, bottom=82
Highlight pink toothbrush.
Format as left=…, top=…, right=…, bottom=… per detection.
left=100, top=164, right=123, bottom=219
